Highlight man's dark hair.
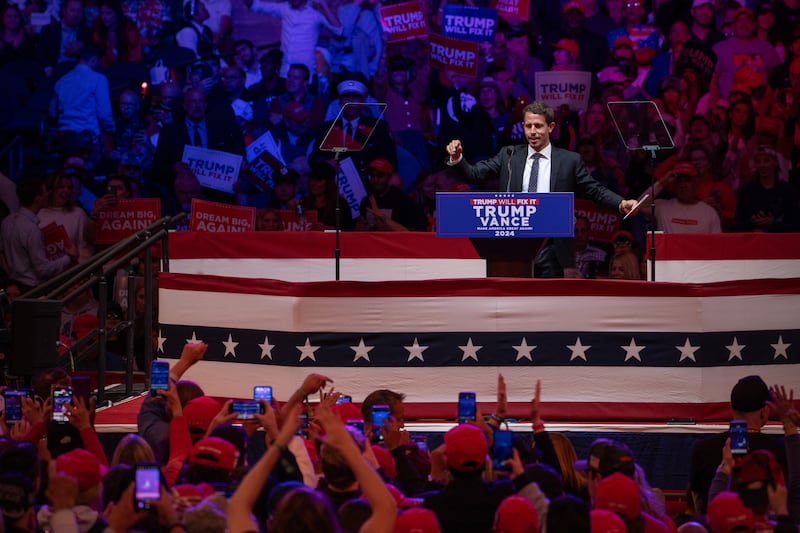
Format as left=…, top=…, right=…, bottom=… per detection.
left=15, top=178, right=45, bottom=207
left=288, top=63, right=311, bottom=81
left=260, top=48, right=283, bottom=64
left=234, top=39, right=254, bottom=50
left=320, top=427, right=365, bottom=489
left=176, top=380, right=204, bottom=407
left=546, top=495, right=590, bottom=533
left=361, top=389, right=405, bottom=421
left=522, top=101, right=555, bottom=124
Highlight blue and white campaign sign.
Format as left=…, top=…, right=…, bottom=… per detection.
left=534, top=70, right=593, bottom=112
left=436, top=192, right=574, bottom=238
left=441, top=5, right=497, bottom=43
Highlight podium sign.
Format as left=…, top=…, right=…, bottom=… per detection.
left=436, top=192, right=574, bottom=238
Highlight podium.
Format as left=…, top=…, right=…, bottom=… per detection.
left=436, top=192, right=574, bottom=278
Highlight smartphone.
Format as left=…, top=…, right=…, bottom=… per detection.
left=253, top=386, right=272, bottom=404
left=2, top=390, right=24, bottom=423
left=230, top=400, right=264, bottom=420
left=458, top=391, right=476, bottom=424
left=493, top=430, right=514, bottom=471
left=150, top=360, right=169, bottom=396
left=297, top=412, right=309, bottom=437
left=371, top=404, right=391, bottom=444
left=411, top=434, right=428, bottom=453
left=346, top=419, right=365, bottom=435
left=52, top=386, right=73, bottom=424
left=730, top=420, right=748, bottom=456
left=134, top=463, right=161, bottom=510
left=336, top=395, right=352, bottom=404
left=71, top=376, right=91, bottom=407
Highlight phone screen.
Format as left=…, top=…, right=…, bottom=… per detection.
left=336, top=395, right=352, bottom=404
left=135, top=464, right=161, bottom=510
left=730, top=420, right=748, bottom=456
left=253, top=386, right=272, bottom=404
left=493, top=430, right=514, bottom=471
left=346, top=419, right=365, bottom=435
left=411, top=434, right=428, bottom=453
left=3, top=391, right=23, bottom=423
left=458, top=391, right=476, bottom=424
left=52, top=387, right=73, bottom=424
left=230, top=400, right=264, bottom=420
left=371, top=404, right=391, bottom=444
left=297, top=413, right=309, bottom=437
left=72, top=376, right=91, bottom=406
left=150, top=361, right=169, bottom=396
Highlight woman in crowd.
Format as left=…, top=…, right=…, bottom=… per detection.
left=0, top=4, right=36, bottom=65
left=476, top=76, right=510, bottom=153
left=301, top=163, right=354, bottom=231
left=720, top=98, right=757, bottom=192
left=38, top=172, right=94, bottom=263
left=735, top=145, right=799, bottom=232
left=687, top=143, right=737, bottom=230
left=608, top=250, right=642, bottom=279
left=91, top=0, right=141, bottom=68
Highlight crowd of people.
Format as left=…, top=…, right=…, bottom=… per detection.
left=0, top=342, right=798, bottom=532
left=0, top=0, right=799, bottom=290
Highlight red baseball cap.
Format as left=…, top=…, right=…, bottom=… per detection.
left=444, top=424, right=487, bottom=471
left=591, top=509, right=627, bottom=533
left=283, top=100, right=308, bottom=122
left=188, top=437, right=239, bottom=472
left=493, top=495, right=539, bottom=533
left=183, top=396, right=221, bottom=434
left=707, top=492, right=755, bottom=533
left=394, top=508, right=441, bottom=533
left=594, top=472, right=640, bottom=520
left=55, top=449, right=108, bottom=492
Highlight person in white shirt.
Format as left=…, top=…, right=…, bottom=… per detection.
left=654, top=162, right=722, bottom=234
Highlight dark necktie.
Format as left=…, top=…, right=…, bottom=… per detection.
left=344, top=122, right=353, bottom=138
left=192, top=123, right=202, bottom=147
left=527, top=153, right=542, bottom=192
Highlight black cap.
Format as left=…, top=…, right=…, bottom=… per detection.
left=730, top=375, right=771, bottom=413
left=573, top=438, right=635, bottom=478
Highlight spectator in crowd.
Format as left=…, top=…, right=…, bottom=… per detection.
left=576, top=136, right=626, bottom=194
left=735, top=145, right=799, bottom=231
left=301, top=161, right=354, bottom=230
left=266, top=168, right=301, bottom=211
left=573, top=214, right=607, bottom=278
left=243, top=0, right=342, bottom=80
left=243, top=48, right=285, bottom=105
left=502, top=27, right=542, bottom=102
left=233, top=39, right=261, bottom=89
left=112, top=88, right=154, bottom=172
left=689, top=0, right=724, bottom=47
left=719, top=97, right=757, bottom=192
left=373, top=55, right=432, bottom=174
left=358, top=158, right=427, bottom=231
left=52, top=45, right=116, bottom=159
left=269, top=63, right=326, bottom=131
left=256, top=206, right=284, bottom=230
left=176, top=0, right=215, bottom=60
left=687, top=143, right=737, bottom=230
left=649, top=161, right=722, bottom=233
left=689, top=376, right=794, bottom=515
left=593, top=472, right=669, bottom=531
left=38, top=171, right=93, bottom=263
left=163, top=162, right=202, bottom=224
left=608, top=250, right=642, bottom=279
left=152, top=87, right=245, bottom=200
left=0, top=4, right=36, bottom=65
left=204, top=0, right=232, bottom=51
left=330, top=0, right=383, bottom=80
left=0, top=178, right=76, bottom=293
left=543, top=1, right=609, bottom=74
left=91, top=0, right=141, bottom=68
left=710, top=7, right=780, bottom=102
left=38, top=0, right=90, bottom=76
left=221, top=65, right=253, bottom=124
left=579, top=99, right=629, bottom=171
left=607, top=0, right=661, bottom=65
left=474, top=76, right=510, bottom=156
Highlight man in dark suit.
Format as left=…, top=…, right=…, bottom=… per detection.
left=313, top=76, right=397, bottom=177
left=446, top=100, right=638, bottom=278
left=152, top=87, right=245, bottom=204
left=38, top=0, right=91, bottom=77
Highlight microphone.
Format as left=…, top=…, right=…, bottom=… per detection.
left=506, top=146, right=514, bottom=192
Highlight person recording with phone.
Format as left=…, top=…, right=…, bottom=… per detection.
left=446, top=100, right=640, bottom=278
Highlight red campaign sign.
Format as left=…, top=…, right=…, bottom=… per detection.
left=429, top=33, right=480, bottom=77
left=379, top=1, right=428, bottom=43
left=279, top=209, right=319, bottom=232
left=491, top=0, right=530, bottom=21
left=574, top=198, right=621, bottom=243
left=190, top=199, right=256, bottom=232
left=42, top=222, right=73, bottom=260
left=94, top=198, right=161, bottom=245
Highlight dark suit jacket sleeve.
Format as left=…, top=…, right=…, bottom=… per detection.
left=560, top=148, right=623, bottom=210
left=454, top=150, right=505, bottom=184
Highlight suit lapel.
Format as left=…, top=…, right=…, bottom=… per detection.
left=549, top=146, right=560, bottom=191
left=511, top=146, right=526, bottom=192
